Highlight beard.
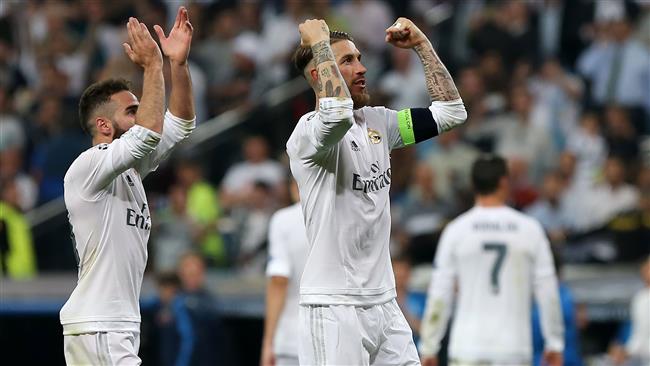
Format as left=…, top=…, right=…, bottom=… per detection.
left=351, top=89, right=370, bottom=109
left=112, top=121, right=129, bottom=139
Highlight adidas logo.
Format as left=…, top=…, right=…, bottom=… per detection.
left=351, top=141, right=360, bottom=151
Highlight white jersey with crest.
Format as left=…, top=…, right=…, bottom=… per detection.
left=265, top=202, right=309, bottom=357
left=287, top=105, right=406, bottom=306
left=60, top=111, right=195, bottom=335
left=420, top=205, right=564, bottom=363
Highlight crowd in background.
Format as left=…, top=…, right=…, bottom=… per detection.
left=1, top=0, right=650, bottom=363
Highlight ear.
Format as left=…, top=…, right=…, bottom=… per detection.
left=95, top=117, right=113, bottom=137
left=309, top=68, right=318, bottom=84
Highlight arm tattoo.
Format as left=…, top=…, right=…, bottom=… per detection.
left=414, top=42, right=460, bottom=101
left=310, top=41, right=351, bottom=99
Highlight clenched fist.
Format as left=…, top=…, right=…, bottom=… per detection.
left=299, top=19, right=330, bottom=47
left=385, top=17, right=428, bottom=49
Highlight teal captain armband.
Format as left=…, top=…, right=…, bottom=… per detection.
left=397, top=109, right=416, bottom=146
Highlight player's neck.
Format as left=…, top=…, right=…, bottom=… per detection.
left=475, top=194, right=506, bottom=207
left=92, top=135, right=113, bottom=146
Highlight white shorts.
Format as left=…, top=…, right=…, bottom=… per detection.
left=299, top=299, right=420, bottom=366
left=63, top=331, right=141, bottom=366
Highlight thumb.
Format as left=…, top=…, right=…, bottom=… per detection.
left=153, top=25, right=166, bottom=41
left=123, top=43, right=135, bottom=59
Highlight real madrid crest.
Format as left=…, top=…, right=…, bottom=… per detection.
left=368, top=128, right=382, bottom=144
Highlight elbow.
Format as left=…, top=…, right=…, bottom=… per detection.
left=431, top=100, right=467, bottom=133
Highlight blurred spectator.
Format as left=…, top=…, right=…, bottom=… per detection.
left=235, top=181, right=275, bottom=274
left=566, top=112, right=607, bottom=187
left=175, top=160, right=225, bottom=267
left=604, top=106, right=640, bottom=164
left=526, top=171, right=570, bottom=245
left=424, top=128, right=478, bottom=204
left=379, top=47, right=429, bottom=111
left=530, top=58, right=584, bottom=150
left=591, top=156, right=640, bottom=226
left=0, top=148, right=38, bottom=212
left=577, top=17, right=650, bottom=122
left=0, top=178, right=37, bottom=279
left=177, top=252, right=226, bottom=366
left=153, top=272, right=194, bottom=366
left=153, top=184, right=199, bottom=273
left=220, top=135, right=285, bottom=210
left=0, top=87, right=25, bottom=151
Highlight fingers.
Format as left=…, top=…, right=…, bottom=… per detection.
left=174, top=6, right=183, bottom=29
left=122, top=42, right=135, bottom=61
left=153, top=24, right=166, bottom=41
left=184, top=21, right=193, bottom=34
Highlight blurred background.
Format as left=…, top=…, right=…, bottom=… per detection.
left=0, top=0, right=649, bottom=365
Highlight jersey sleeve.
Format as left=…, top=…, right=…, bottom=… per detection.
left=136, top=110, right=195, bottom=178
left=72, top=125, right=161, bottom=200
left=265, top=212, right=292, bottom=278
left=419, top=223, right=458, bottom=356
left=531, top=221, right=565, bottom=353
left=286, top=97, right=354, bottom=161
left=385, top=98, right=467, bottom=150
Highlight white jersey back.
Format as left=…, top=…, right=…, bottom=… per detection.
left=60, top=112, right=194, bottom=335
left=265, top=203, right=309, bottom=356
left=287, top=106, right=405, bottom=306
left=423, top=206, right=563, bottom=363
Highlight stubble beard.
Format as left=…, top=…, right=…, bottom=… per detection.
left=352, top=90, right=370, bottom=109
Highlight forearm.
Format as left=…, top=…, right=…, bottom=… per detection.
left=534, top=275, right=564, bottom=352
left=262, top=278, right=288, bottom=348
left=168, top=61, right=195, bottom=120
left=311, top=41, right=350, bottom=99
left=136, top=65, right=165, bottom=133
left=414, top=41, right=460, bottom=102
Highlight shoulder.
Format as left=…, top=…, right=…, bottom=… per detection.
left=271, top=204, right=300, bottom=225
left=510, top=208, right=546, bottom=234
left=65, top=146, right=103, bottom=179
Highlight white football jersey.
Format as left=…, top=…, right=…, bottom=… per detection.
left=287, top=104, right=409, bottom=306
left=265, top=203, right=309, bottom=356
left=60, top=111, right=195, bottom=335
left=420, top=206, right=564, bottom=363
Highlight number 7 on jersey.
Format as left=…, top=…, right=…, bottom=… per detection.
left=483, top=243, right=507, bottom=295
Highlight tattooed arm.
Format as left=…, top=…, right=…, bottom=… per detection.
left=386, top=17, right=460, bottom=102
left=384, top=17, right=466, bottom=142
left=299, top=19, right=351, bottom=100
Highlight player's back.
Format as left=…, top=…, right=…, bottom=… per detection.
left=445, top=206, right=548, bottom=362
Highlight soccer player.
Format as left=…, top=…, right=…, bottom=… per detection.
left=287, top=18, right=467, bottom=365
left=419, top=155, right=564, bottom=366
left=60, top=7, right=195, bottom=365
left=261, top=180, right=309, bottom=366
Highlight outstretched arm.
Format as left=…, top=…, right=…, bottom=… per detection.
left=386, top=18, right=460, bottom=102
left=300, top=19, right=350, bottom=100
left=154, top=6, right=195, bottom=120
left=135, top=7, right=196, bottom=177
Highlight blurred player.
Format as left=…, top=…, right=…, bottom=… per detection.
left=60, top=7, right=195, bottom=365
left=420, top=155, right=564, bottom=366
left=260, top=180, right=309, bottom=366
left=287, top=17, right=466, bottom=365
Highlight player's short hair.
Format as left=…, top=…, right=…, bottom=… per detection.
left=78, top=78, right=131, bottom=136
left=292, top=31, right=354, bottom=75
left=471, top=155, right=508, bottom=195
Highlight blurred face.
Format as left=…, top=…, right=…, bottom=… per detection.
left=510, top=87, right=532, bottom=115
left=542, top=174, right=563, bottom=201
left=169, top=186, right=187, bottom=214
left=604, top=159, right=625, bottom=186
left=244, top=137, right=269, bottom=163
left=178, top=255, right=206, bottom=292
left=330, top=40, right=369, bottom=108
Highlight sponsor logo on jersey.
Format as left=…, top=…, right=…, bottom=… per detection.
left=126, top=175, right=135, bottom=187
left=98, top=144, right=108, bottom=150
left=367, top=128, right=382, bottom=144
left=126, top=203, right=151, bottom=230
left=350, top=140, right=360, bottom=151
left=352, top=161, right=391, bottom=193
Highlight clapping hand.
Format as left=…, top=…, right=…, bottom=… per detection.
left=154, top=6, right=194, bottom=65
left=123, top=17, right=163, bottom=69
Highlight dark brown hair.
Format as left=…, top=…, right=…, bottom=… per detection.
left=78, top=78, right=131, bottom=135
left=292, top=31, right=354, bottom=75
left=471, top=155, right=508, bottom=195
